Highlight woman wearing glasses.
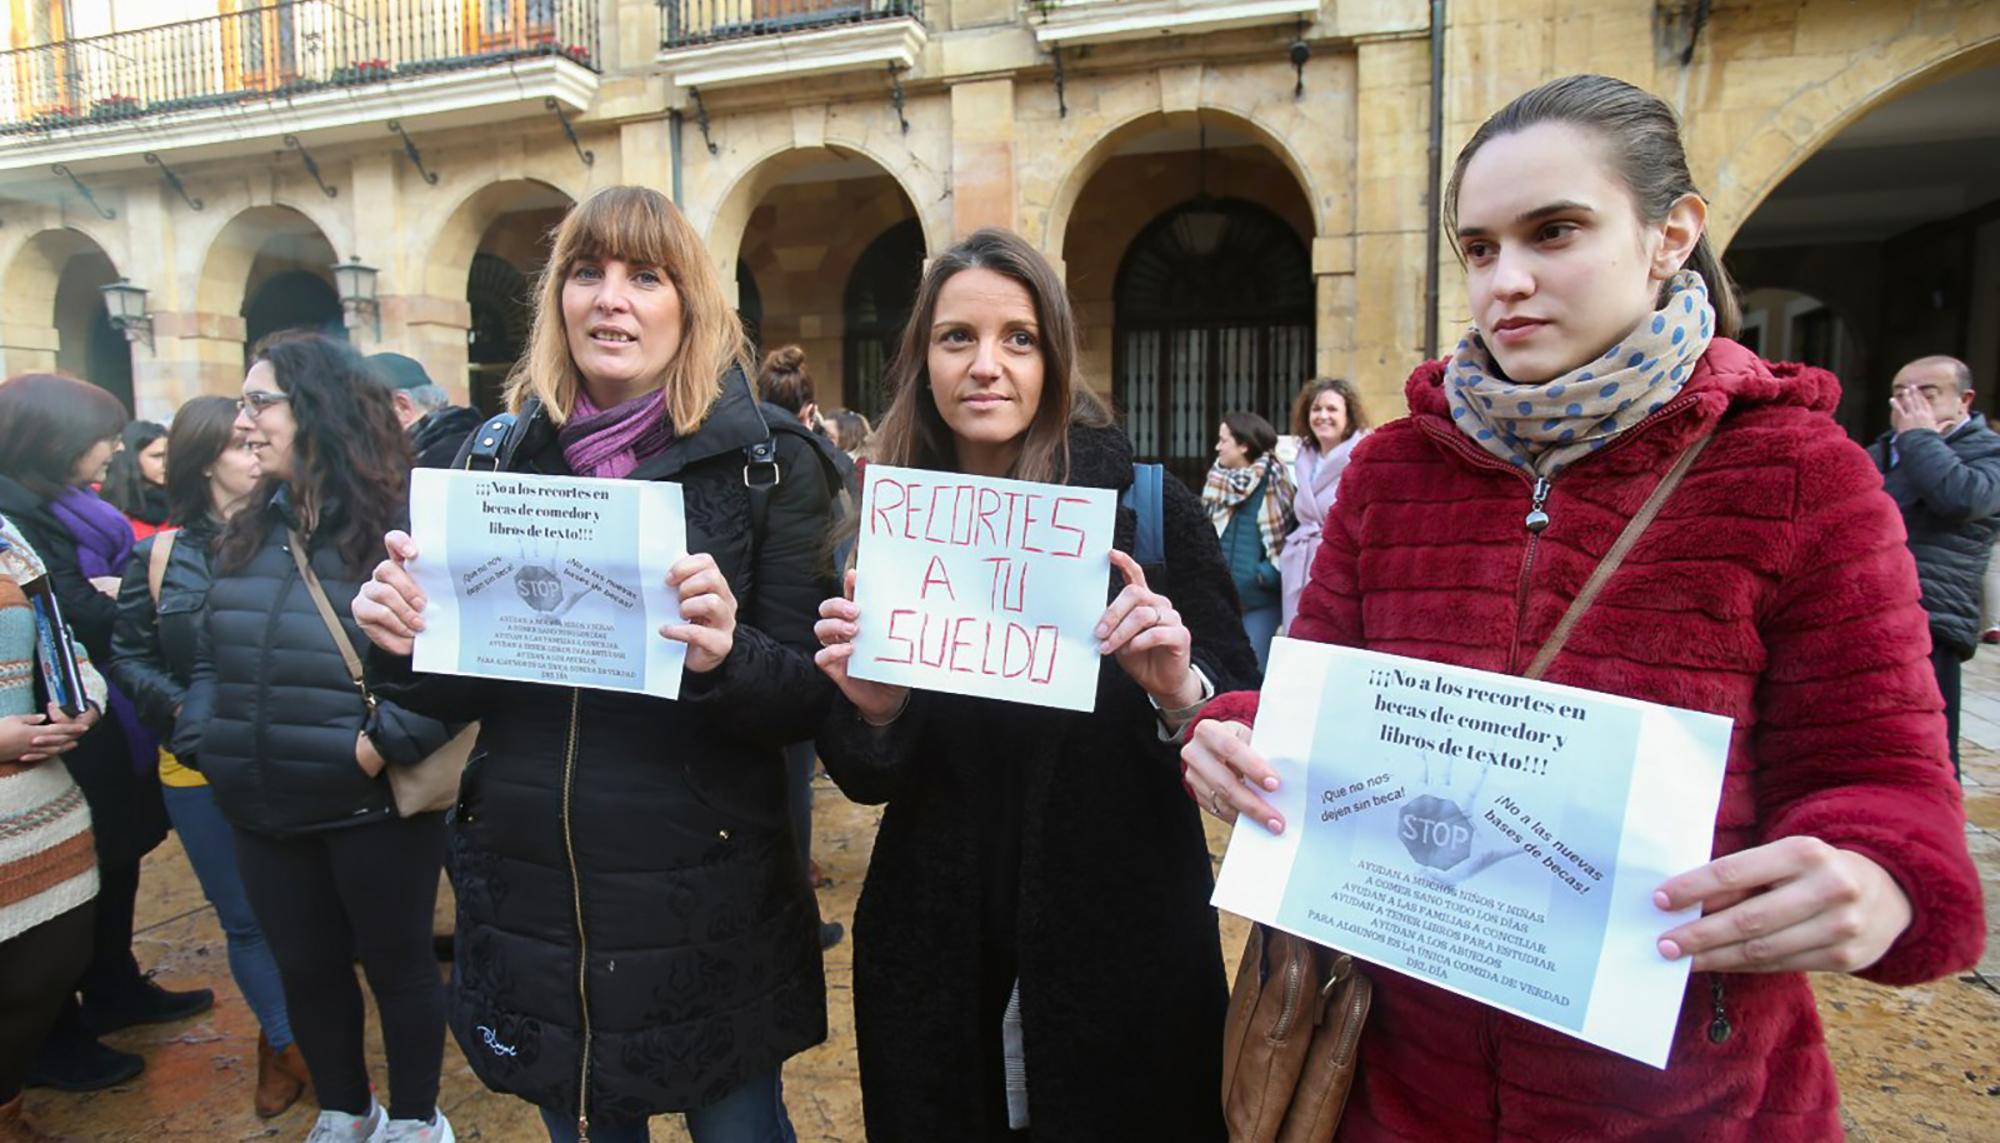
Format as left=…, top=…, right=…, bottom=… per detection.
left=174, top=335, right=457, bottom=1143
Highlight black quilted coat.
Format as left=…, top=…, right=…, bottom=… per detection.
left=366, top=374, right=836, bottom=1126
left=171, top=492, right=455, bottom=835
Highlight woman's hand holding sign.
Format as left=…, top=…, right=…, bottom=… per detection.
left=1097, top=550, right=1205, bottom=713
left=662, top=553, right=736, bottom=674
left=815, top=569, right=912, bottom=725
left=1180, top=721, right=1284, bottom=835
left=1653, top=837, right=1911, bottom=975
left=355, top=530, right=427, bottom=655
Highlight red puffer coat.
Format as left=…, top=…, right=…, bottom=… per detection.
left=1199, top=339, right=1984, bottom=1140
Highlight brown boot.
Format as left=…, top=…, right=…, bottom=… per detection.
left=254, top=1034, right=306, bottom=1119
left=0, top=1093, right=69, bottom=1141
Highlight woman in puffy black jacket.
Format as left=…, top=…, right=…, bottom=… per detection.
left=173, top=334, right=456, bottom=1143
left=352, top=186, right=837, bottom=1143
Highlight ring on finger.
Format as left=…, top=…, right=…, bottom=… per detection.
left=1208, top=790, right=1227, bottom=817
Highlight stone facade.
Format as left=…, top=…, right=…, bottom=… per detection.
left=0, top=0, right=1993, bottom=433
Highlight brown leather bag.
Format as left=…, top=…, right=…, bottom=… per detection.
left=1219, top=431, right=1715, bottom=1142
left=1222, top=924, right=1372, bottom=1142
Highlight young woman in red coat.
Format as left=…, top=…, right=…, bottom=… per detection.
left=1182, top=74, right=1984, bottom=1140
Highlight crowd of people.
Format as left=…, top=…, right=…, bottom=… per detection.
left=0, top=73, right=1986, bottom=1143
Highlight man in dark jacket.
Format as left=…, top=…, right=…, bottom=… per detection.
left=1868, top=354, right=2000, bottom=778
left=368, top=352, right=485, bottom=469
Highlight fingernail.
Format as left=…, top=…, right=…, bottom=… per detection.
left=1261, top=776, right=1279, bottom=791
left=1652, top=890, right=1672, bottom=910
left=1098, top=642, right=1111, bottom=654
left=1093, top=625, right=1107, bottom=638
left=1657, top=939, right=1681, bottom=961
left=1266, top=818, right=1284, bottom=835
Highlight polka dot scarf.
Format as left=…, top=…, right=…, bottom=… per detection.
left=1444, top=270, right=1715, bottom=477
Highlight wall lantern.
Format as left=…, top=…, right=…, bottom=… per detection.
left=100, top=278, right=152, bottom=348
left=333, top=256, right=380, bottom=338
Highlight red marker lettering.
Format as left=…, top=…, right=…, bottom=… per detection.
left=919, top=555, right=956, bottom=601
left=1028, top=625, right=1061, bottom=684
left=975, top=487, right=1003, bottom=547
left=947, top=616, right=980, bottom=673
left=1049, top=497, right=1091, bottom=559
left=1020, top=494, right=1045, bottom=554
left=870, top=476, right=906, bottom=537
left=881, top=609, right=918, bottom=665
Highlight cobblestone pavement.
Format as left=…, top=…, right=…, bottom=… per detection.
left=23, top=662, right=2000, bottom=1141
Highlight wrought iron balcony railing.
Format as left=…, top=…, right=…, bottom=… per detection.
left=0, top=0, right=600, bottom=138
left=660, top=0, right=924, bottom=50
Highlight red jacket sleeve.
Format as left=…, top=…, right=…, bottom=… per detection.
left=1753, top=423, right=1984, bottom=984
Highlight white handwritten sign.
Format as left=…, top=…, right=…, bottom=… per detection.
left=1213, top=639, right=1732, bottom=1068
left=847, top=464, right=1116, bottom=712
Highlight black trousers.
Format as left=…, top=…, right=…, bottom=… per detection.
left=232, top=814, right=447, bottom=1120
left=0, top=903, right=94, bottom=1103
left=1932, top=641, right=1962, bottom=780
left=35, top=855, right=146, bottom=1064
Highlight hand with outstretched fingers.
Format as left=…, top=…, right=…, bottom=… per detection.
left=1398, top=752, right=1528, bottom=888
left=1180, top=719, right=1284, bottom=834
left=1653, top=836, right=1911, bottom=974
left=813, top=568, right=911, bottom=725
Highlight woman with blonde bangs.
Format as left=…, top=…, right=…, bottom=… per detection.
left=354, top=186, right=838, bottom=1143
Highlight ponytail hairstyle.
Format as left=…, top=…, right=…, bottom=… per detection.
left=1442, top=74, right=1741, bottom=339
left=755, top=345, right=816, bottom=416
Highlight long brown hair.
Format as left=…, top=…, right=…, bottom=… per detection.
left=869, top=228, right=1111, bottom=483
left=215, top=334, right=410, bottom=576
left=1442, top=74, right=1741, bottom=339
left=508, top=186, right=749, bottom=434
left=163, top=396, right=243, bottom=527
left=1290, top=377, right=1369, bottom=451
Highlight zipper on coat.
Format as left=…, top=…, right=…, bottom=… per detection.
left=1504, top=475, right=1552, bottom=674
left=1707, top=974, right=1732, bottom=1043
left=559, top=688, right=593, bottom=1141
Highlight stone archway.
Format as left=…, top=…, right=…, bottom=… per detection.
left=0, top=227, right=130, bottom=407
left=421, top=178, right=576, bottom=408
left=716, top=147, right=928, bottom=412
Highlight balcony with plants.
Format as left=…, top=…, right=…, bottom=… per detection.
left=0, top=0, right=601, bottom=168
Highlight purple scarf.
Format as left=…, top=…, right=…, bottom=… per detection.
left=558, top=389, right=673, bottom=479
left=49, top=486, right=157, bottom=772
left=51, top=486, right=134, bottom=578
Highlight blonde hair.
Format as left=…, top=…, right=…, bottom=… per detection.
left=507, top=186, right=750, bottom=433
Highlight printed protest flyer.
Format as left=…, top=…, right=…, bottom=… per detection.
left=1212, top=638, right=1732, bottom=1067
left=847, top=464, right=1116, bottom=712
left=406, top=468, right=687, bottom=699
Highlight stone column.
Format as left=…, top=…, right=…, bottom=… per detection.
left=139, top=310, right=250, bottom=417
left=380, top=295, right=474, bottom=406
left=950, top=78, right=1017, bottom=236
left=1352, top=37, right=1434, bottom=412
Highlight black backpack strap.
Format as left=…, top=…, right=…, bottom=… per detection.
left=1121, top=462, right=1166, bottom=566
left=744, top=418, right=849, bottom=548
left=460, top=412, right=517, bottom=472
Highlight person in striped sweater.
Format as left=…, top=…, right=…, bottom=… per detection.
left=0, top=514, right=103, bottom=1138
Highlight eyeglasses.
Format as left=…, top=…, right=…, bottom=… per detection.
left=236, top=391, right=291, bottom=417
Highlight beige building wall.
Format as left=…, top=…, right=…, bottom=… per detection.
left=0, top=0, right=1993, bottom=430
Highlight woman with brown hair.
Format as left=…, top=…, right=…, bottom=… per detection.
left=1279, top=377, right=1369, bottom=631
left=0, top=374, right=208, bottom=1093
left=1182, top=74, right=1983, bottom=1140
left=353, top=186, right=838, bottom=1143
left=108, top=396, right=309, bottom=1119
left=173, top=335, right=456, bottom=1143
left=810, top=228, right=1257, bottom=1141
